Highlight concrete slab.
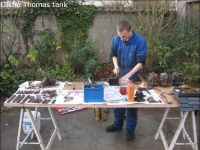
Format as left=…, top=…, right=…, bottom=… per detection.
left=1, top=100, right=199, bottom=150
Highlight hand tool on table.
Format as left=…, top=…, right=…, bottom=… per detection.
left=138, top=88, right=151, bottom=95
left=147, top=86, right=173, bottom=95
left=64, top=82, right=76, bottom=102
left=88, top=77, right=94, bottom=88
left=181, top=82, right=198, bottom=93
left=108, top=75, right=119, bottom=86
left=137, top=74, right=151, bottom=95
left=67, top=82, right=75, bottom=90
left=159, top=92, right=172, bottom=104
left=138, top=74, right=174, bottom=95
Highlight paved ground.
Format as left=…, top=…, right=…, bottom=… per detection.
left=1, top=99, right=199, bottom=150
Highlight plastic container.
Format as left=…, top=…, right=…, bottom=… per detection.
left=119, top=78, right=128, bottom=95
left=84, top=83, right=104, bottom=102
left=127, top=80, right=134, bottom=102
left=23, top=111, right=41, bottom=134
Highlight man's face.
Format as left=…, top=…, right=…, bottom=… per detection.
left=117, top=29, right=132, bottom=42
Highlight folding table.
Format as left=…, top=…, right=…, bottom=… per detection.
left=3, top=82, right=199, bottom=150
left=155, top=108, right=198, bottom=150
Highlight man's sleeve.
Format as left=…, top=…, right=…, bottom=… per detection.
left=136, top=39, right=148, bottom=65
left=110, top=38, right=118, bottom=58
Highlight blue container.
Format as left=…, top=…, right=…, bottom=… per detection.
left=84, top=83, right=104, bottom=102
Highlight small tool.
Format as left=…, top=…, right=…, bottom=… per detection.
left=67, top=82, right=75, bottom=90
left=138, top=88, right=151, bottom=95
left=181, top=82, right=198, bottom=93
left=88, top=77, right=94, bottom=88
left=147, top=86, right=174, bottom=95
left=159, top=92, right=172, bottom=104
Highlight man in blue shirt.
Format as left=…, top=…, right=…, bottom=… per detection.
left=106, top=20, right=148, bottom=141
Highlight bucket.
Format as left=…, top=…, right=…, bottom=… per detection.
left=22, top=111, right=41, bottom=134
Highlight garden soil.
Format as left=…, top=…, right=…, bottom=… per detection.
left=1, top=98, right=199, bottom=150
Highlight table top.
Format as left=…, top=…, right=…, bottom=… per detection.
left=4, top=82, right=180, bottom=108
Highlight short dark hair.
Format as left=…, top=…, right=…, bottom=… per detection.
left=117, top=20, right=131, bottom=32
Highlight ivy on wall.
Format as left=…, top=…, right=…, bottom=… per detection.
left=21, top=10, right=37, bottom=52
left=55, top=3, right=96, bottom=53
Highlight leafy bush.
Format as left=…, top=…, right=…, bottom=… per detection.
left=67, top=40, right=99, bottom=77
left=0, top=63, right=38, bottom=96
left=150, top=18, right=199, bottom=86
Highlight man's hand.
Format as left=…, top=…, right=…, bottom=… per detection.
left=123, top=74, right=131, bottom=79
left=119, top=76, right=129, bottom=85
left=113, top=67, right=119, bottom=76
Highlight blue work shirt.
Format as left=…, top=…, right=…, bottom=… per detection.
left=111, top=31, right=148, bottom=81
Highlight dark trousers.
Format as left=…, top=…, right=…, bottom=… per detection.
left=113, top=108, right=138, bottom=132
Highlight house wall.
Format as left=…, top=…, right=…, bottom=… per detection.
left=176, top=0, right=199, bottom=27
left=191, top=1, right=200, bottom=27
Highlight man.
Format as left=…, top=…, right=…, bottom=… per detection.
left=106, top=20, right=148, bottom=141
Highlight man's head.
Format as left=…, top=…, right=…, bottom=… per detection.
left=117, top=20, right=133, bottom=42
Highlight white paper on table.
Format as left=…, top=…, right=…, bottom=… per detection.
left=104, top=91, right=125, bottom=102
left=55, top=90, right=84, bottom=104
left=104, top=86, right=120, bottom=91
left=18, top=81, right=29, bottom=88
left=106, top=101, right=133, bottom=105
left=107, top=89, right=163, bottom=105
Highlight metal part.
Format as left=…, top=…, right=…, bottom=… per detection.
left=147, top=86, right=174, bottom=95
left=172, top=72, right=183, bottom=86
left=159, top=73, right=172, bottom=87
left=181, top=82, right=197, bottom=93
left=39, top=76, right=57, bottom=88
left=159, top=92, right=172, bottom=104
left=67, top=82, right=75, bottom=90
left=135, top=90, right=146, bottom=102
left=148, top=72, right=159, bottom=86
left=138, top=88, right=151, bottom=95
left=88, top=77, right=94, bottom=88
left=147, top=96, right=160, bottom=103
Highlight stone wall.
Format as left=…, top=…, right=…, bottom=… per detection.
left=1, top=13, right=134, bottom=63
left=176, top=0, right=199, bottom=27
left=1, top=2, right=199, bottom=62
left=88, top=13, right=133, bottom=62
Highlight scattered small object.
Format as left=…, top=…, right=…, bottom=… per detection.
left=159, top=92, right=172, bottom=104
left=147, top=96, right=159, bottom=103
left=171, top=72, right=183, bottom=86
left=39, top=76, right=57, bottom=88
left=108, top=77, right=119, bottom=86
left=88, top=77, right=94, bottom=88
left=138, top=88, right=151, bottom=95
left=159, top=73, right=172, bottom=87
left=148, top=72, right=159, bottom=86
left=55, top=107, right=87, bottom=115
left=135, top=90, right=145, bottom=102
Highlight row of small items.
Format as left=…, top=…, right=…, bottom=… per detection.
left=148, top=72, right=183, bottom=87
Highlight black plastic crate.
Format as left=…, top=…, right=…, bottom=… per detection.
left=174, top=88, right=200, bottom=111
